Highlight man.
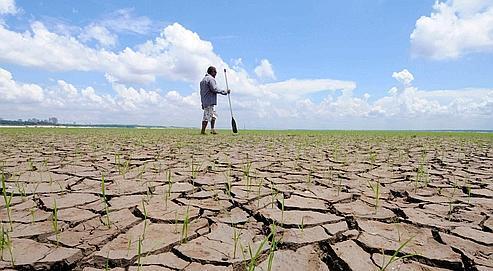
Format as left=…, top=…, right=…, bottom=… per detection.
left=200, top=66, right=231, bottom=134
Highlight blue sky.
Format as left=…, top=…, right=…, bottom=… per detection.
left=1, top=0, right=492, bottom=129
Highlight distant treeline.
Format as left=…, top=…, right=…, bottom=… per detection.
left=0, top=119, right=137, bottom=128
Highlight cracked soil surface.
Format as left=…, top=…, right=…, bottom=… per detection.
left=0, top=129, right=492, bottom=270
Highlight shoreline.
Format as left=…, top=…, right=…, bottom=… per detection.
left=0, top=125, right=492, bottom=133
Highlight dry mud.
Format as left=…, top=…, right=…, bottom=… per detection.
left=0, top=129, right=492, bottom=270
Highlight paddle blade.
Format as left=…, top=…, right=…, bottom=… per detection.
left=231, top=117, right=238, bottom=133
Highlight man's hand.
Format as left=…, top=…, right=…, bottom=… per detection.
left=227, top=89, right=231, bottom=94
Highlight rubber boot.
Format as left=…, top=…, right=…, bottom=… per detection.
left=201, top=121, right=208, bottom=134
left=210, top=118, right=217, bottom=134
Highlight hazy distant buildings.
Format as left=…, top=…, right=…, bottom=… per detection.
left=0, top=117, right=59, bottom=125
left=48, top=117, right=58, bottom=124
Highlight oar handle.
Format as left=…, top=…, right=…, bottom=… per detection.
left=224, top=69, right=233, bottom=117
left=224, top=69, right=229, bottom=89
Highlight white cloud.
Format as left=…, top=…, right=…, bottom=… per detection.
left=0, top=67, right=203, bottom=125
left=112, top=83, right=162, bottom=110
left=0, top=20, right=354, bottom=98
left=76, top=8, right=153, bottom=48
left=0, top=0, right=17, bottom=15
left=388, top=87, right=398, bottom=96
left=0, top=21, right=225, bottom=84
left=79, top=24, right=117, bottom=47
left=57, top=80, right=77, bottom=96
left=99, top=8, right=152, bottom=35
left=0, top=22, right=100, bottom=70
left=0, top=66, right=491, bottom=129
left=259, top=79, right=356, bottom=100
left=80, top=87, right=104, bottom=104
left=38, top=9, right=153, bottom=48
left=0, top=15, right=491, bottom=129
left=0, top=68, right=43, bottom=102
left=372, top=87, right=447, bottom=117
left=392, top=69, right=414, bottom=86
left=233, top=58, right=243, bottom=67
left=254, top=59, right=276, bottom=80
left=411, top=0, right=493, bottom=59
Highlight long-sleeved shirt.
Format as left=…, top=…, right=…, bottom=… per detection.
left=200, top=74, right=227, bottom=109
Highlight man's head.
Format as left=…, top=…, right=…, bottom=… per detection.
left=207, top=66, right=217, bottom=78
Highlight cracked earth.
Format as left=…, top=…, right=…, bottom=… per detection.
left=0, top=129, right=492, bottom=270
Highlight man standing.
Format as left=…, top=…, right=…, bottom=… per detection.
left=200, top=66, right=231, bottom=134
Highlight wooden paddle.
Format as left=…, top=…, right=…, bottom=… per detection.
left=224, top=69, right=238, bottom=133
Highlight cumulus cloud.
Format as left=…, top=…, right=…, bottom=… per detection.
left=99, top=8, right=152, bottom=35
left=0, top=19, right=355, bottom=101
left=0, top=0, right=17, bottom=15
left=1, top=66, right=491, bottom=129
left=57, top=80, right=77, bottom=96
left=112, top=83, right=162, bottom=110
left=254, top=59, right=276, bottom=80
left=411, top=0, right=493, bottom=59
left=0, top=22, right=101, bottom=70
left=77, top=9, right=153, bottom=47
left=259, top=79, right=356, bottom=100
left=388, top=87, right=398, bottom=96
left=372, top=87, right=447, bottom=117
left=0, top=68, right=202, bottom=125
left=392, top=69, right=414, bottom=86
left=0, top=68, right=43, bottom=102
left=233, top=58, right=243, bottom=67
left=79, top=24, right=117, bottom=47
left=0, top=21, right=226, bottom=84
left=0, top=14, right=491, bottom=129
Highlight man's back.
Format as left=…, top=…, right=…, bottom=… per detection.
left=200, top=74, right=219, bottom=109
left=199, top=66, right=230, bottom=134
